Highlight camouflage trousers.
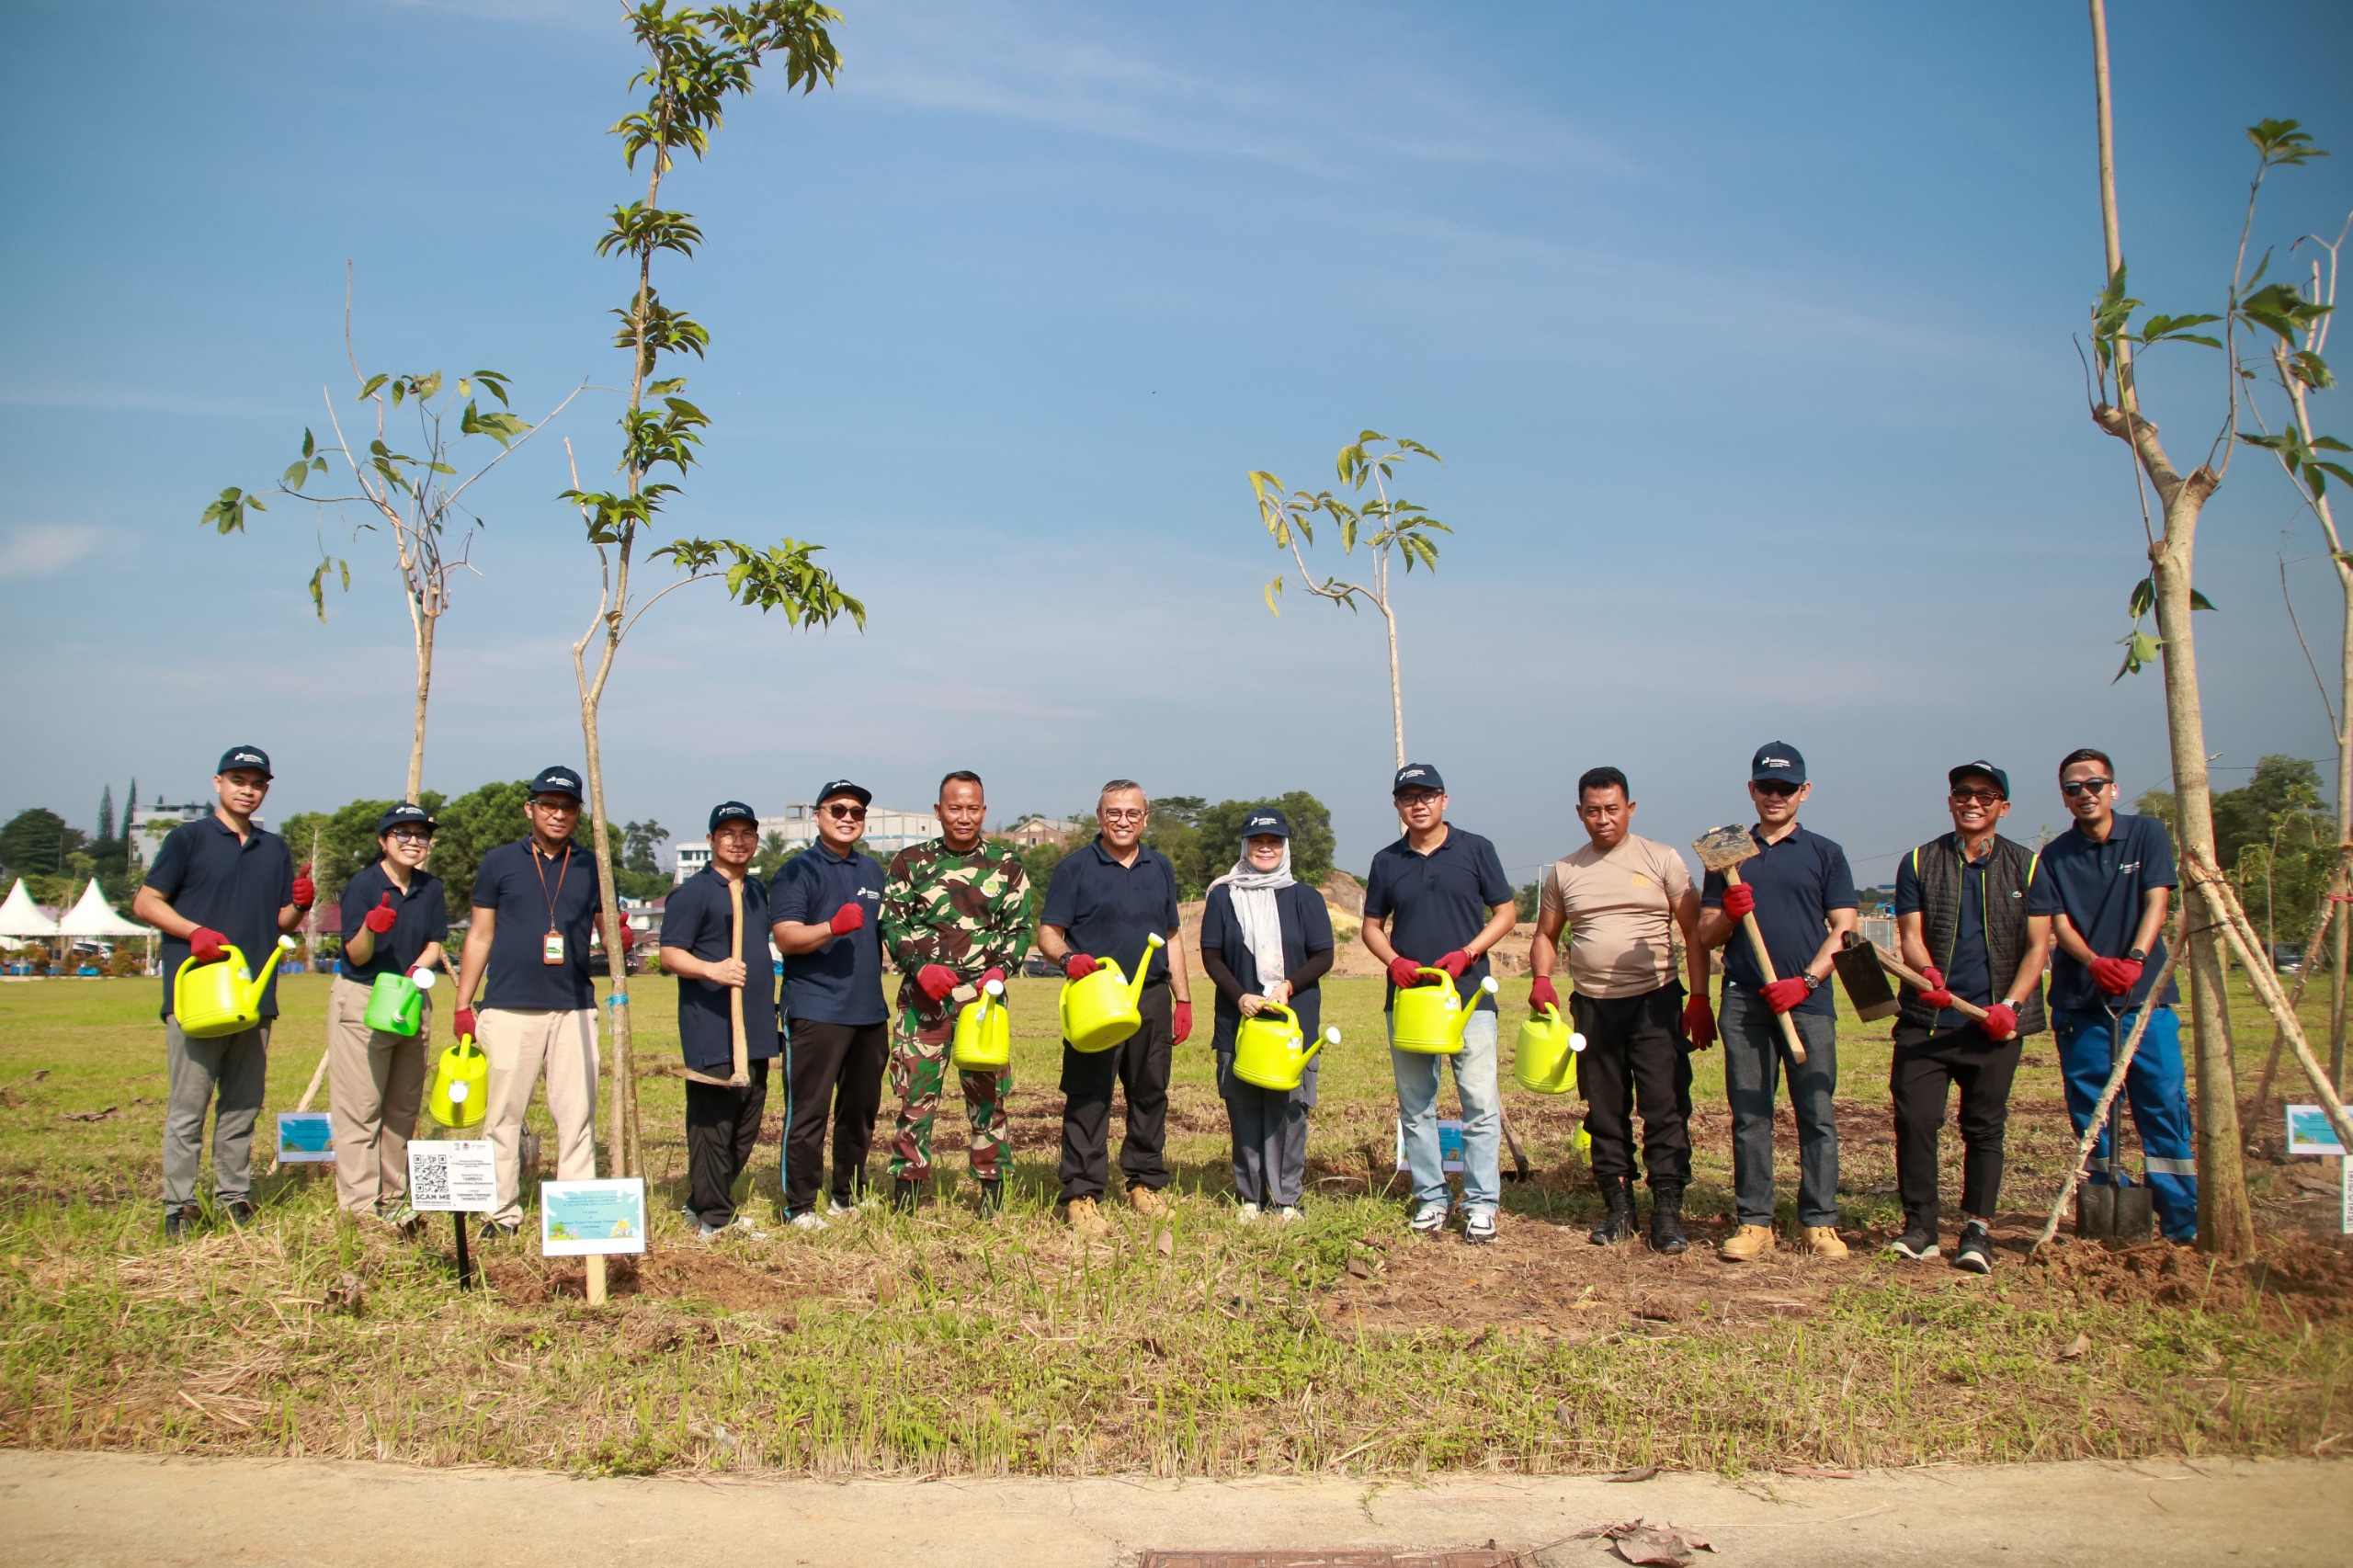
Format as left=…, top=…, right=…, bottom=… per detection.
left=887, top=1006, right=1010, bottom=1182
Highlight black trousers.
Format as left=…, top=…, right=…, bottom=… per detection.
left=1570, top=983, right=1693, bottom=1188
left=783, top=1017, right=889, bottom=1213
left=685, top=1058, right=769, bottom=1228
left=1890, top=1018, right=2023, bottom=1228
left=1059, top=982, right=1172, bottom=1201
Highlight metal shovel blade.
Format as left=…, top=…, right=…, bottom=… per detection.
left=1833, top=934, right=1901, bottom=1022
left=2112, top=1184, right=2154, bottom=1242
left=2075, top=1183, right=2117, bottom=1239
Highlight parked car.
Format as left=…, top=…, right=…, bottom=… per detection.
left=1020, top=952, right=1058, bottom=978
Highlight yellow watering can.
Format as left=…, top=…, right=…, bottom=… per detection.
left=1232, top=1004, right=1335, bottom=1093
left=424, top=1034, right=490, bottom=1130
left=950, top=978, right=1011, bottom=1072
left=1060, top=933, right=1165, bottom=1052
left=363, top=966, right=436, bottom=1037
left=1390, top=968, right=1499, bottom=1054
left=1513, top=1003, right=1587, bottom=1094
left=174, top=936, right=297, bottom=1039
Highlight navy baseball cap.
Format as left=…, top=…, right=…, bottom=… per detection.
left=816, top=778, right=872, bottom=807
left=1749, top=744, right=1806, bottom=787
left=1242, top=807, right=1293, bottom=839
left=1392, top=762, right=1446, bottom=795
left=1949, top=761, right=2010, bottom=800
left=530, top=766, right=585, bottom=801
left=376, top=802, right=437, bottom=835
left=709, top=800, right=758, bottom=832
left=217, top=745, right=273, bottom=779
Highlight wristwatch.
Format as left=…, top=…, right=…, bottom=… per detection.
left=1802, top=971, right=1823, bottom=993
left=2127, top=947, right=2147, bottom=962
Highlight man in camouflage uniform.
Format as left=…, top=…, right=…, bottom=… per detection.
left=881, top=770, right=1032, bottom=1214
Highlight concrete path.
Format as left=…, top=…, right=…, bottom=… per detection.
left=1, top=1449, right=2343, bottom=1566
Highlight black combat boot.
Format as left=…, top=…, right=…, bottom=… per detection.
left=891, top=1177, right=920, bottom=1215
left=1588, top=1176, right=1637, bottom=1245
left=1647, top=1181, right=1688, bottom=1256
left=976, top=1177, right=1004, bottom=1216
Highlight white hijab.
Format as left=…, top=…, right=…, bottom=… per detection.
left=1209, top=836, right=1294, bottom=986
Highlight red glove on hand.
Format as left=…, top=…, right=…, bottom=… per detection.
left=362, top=892, right=398, bottom=935
left=1064, top=953, right=1100, bottom=981
left=1720, top=882, right=1756, bottom=920
left=188, top=926, right=229, bottom=963
left=1915, top=964, right=1953, bottom=1009
left=2090, top=956, right=2143, bottom=995
left=1436, top=949, right=1472, bottom=979
left=453, top=1006, right=477, bottom=1041
left=1387, top=956, right=1428, bottom=989
left=980, top=967, right=1006, bottom=991
left=916, top=963, right=957, bottom=1002
left=1982, top=1001, right=2018, bottom=1041
left=828, top=903, right=865, bottom=936
left=1760, top=976, right=1812, bottom=1014
left=1529, top=974, right=1560, bottom=1013
left=1682, top=994, right=1717, bottom=1049
left=291, top=863, right=315, bottom=911
left=1173, top=1000, right=1193, bottom=1045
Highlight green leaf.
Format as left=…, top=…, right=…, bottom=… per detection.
left=358, top=374, right=389, bottom=402
left=301, top=428, right=315, bottom=459
left=2189, top=588, right=2216, bottom=611
left=2112, top=629, right=2163, bottom=683
left=2128, top=576, right=2155, bottom=619
left=1263, top=576, right=1283, bottom=617
left=201, top=486, right=262, bottom=534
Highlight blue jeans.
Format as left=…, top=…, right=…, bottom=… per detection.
left=2053, top=1005, right=2198, bottom=1242
left=1390, top=1009, right=1501, bottom=1211
left=1721, top=986, right=1840, bottom=1228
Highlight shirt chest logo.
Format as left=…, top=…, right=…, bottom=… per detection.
left=1627, top=872, right=1654, bottom=891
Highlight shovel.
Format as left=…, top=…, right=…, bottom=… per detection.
left=1692, top=825, right=1807, bottom=1064
left=2076, top=1001, right=2155, bottom=1243
left=1832, top=931, right=1901, bottom=1021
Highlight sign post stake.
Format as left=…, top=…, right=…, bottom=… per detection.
left=453, top=1210, right=474, bottom=1290
left=587, top=1255, right=607, bottom=1304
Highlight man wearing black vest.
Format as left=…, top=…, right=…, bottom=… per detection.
left=1888, top=761, right=2052, bottom=1274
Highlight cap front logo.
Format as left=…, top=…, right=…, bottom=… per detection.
left=1760, top=756, right=1792, bottom=768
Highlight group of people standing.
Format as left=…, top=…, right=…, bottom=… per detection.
left=134, top=740, right=2200, bottom=1267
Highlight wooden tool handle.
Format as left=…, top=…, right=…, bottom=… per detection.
left=1724, top=868, right=1809, bottom=1065
left=727, top=878, right=750, bottom=1087
left=1870, top=943, right=1993, bottom=1023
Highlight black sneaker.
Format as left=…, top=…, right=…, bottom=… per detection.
left=478, top=1220, right=521, bottom=1242
left=1887, top=1222, right=1939, bottom=1261
left=163, top=1207, right=190, bottom=1241
left=1953, top=1221, right=1994, bottom=1275
left=976, top=1178, right=1004, bottom=1216
left=890, top=1177, right=919, bottom=1216
left=222, top=1198, right=256, bottom=1226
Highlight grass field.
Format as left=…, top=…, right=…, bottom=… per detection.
left=2, top=970, right=2347, bottom=1478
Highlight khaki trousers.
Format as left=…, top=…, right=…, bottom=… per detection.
left=324, top=976, right=429, bottom=1216
left=479, top=1006, right=600, bottom=1227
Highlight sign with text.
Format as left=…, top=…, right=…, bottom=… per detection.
left=1395, top=1117, right=1466, bottom=1174
left=2286, top=1105, right=2347, bottom=1157
left=541, top=1177, right=646, bottom=1256
left=407, top=1140, right=498, bottom=1213
left=275, top=1111, right=333, bottom=1164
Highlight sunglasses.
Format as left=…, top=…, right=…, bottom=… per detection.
left=530, top=797, right=581, bottom=812
left=386, top=827, right=435, bottom=843
left=1949, top=789, right=2005, bottom=806
left=2062, top=778, right=2113, bottom=797
left=824, top=803, right=868, bottom=821
left=1753, top=781, right=1800, bottom=798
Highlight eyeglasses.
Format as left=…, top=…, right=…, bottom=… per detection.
left=1753, top=781, right=1800, bottom=798
left=1100, top=808, right=1146, bottom=824
left=387, top=827, right=434, bottom=843
left=530, top=798, right=581, bottom=813
left=2062, top=778, right=2113, bottom=797
left=1949, top=789, right=2004, bottom=806
left=824, top=804, right=868, bottom=821
left=1393, top=790, right=1442, bottom=809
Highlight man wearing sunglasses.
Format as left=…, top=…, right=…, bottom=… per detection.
left=2028, top=747, right=2197, bottom=1242
left=770, top=779, right=891, bottom=1230
left=1696, top=743, right=1859, bottom=1260
left=1887, top=764, right=2052, bottom=1273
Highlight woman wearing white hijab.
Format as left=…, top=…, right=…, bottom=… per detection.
left=1198, top=807, right=1335, bottom=1220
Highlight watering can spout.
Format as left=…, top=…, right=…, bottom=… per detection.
left=1448, top=974, right=1499, bottom=1048
left=1127, top=933, right=1165, bottom=1009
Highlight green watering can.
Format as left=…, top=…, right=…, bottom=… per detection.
left=174, top=936, right=297, bottom=1039
left=424, top=1033, right=489, bottom=1130
left=1391, top=968, right=1499, bottom=1054
left=1512, top=1003, right=1586, bottom=1094
left=363, top=967, right=437, bottom=1037
left=1232, top=1004, right=1336, bottom=1093
left=1060, top=934, right=1165, bottom=1053
left=950, top=978, right=1011, bottom=1072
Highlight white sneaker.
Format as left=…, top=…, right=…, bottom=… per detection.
left=1464, top=1207, right=1498, bottom=1245
left=1409, top=1198, right=1451, bottom=1234
left=787, top=1210, right=828, bottom=1233
left=1236, top=1202, right=1262, bottom=1223
left=827, top=1198, right=863, bottom=1218
left=1276, top=1206, right=1302, bottom=1223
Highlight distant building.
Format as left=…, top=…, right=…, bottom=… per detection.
left=1002, top=815, right=1079, bottom=850
left=128, top=795, right=248, bottom=869
left=671, top=801, right=945, bottom=886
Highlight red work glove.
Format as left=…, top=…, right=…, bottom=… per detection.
left=1720, top=882, right=1756, bottom=920
left=1982, top=1002, right=2018, bottom=1041
left=916, top=963, right=957, bottom=1002
left=1387, top=956, right=1427, bottom=989
left=188, top=926, right=228, bottom=963
left=980, top=967, right=1006, bottom=991
left=362, top=892, right=398, bottom=935
left=1174, top=1000, right=1193, bottom=1044
left=452, top=1006, right=477, bottom=1041
left=2090, top=956, right=2143, bottom=995
left=1064, top=953, right=1100, bottom=981
left=1436, top=949, right=1472, bottom=979
left=1915, top=964, right=1953, bottom=1010
left=1529, top=974, right=1560, bottom=1013
left=291, top=863, right=315, bottom=911
left=1760, top=977, right=1811, bottom=1014
left=1683, top=994, right=1717, bottom=1049
left=828, top=902, right=865, bottom=936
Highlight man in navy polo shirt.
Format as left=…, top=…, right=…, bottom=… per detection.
left=769, top=779, right=890, bottom=1230
left=1360, top=763, right=1518, bottom=1245
left=450, top=766, right=602, bottom=1239
left=1038, top=778, right=1195, bottom=1235
left=1696, top=743, right=1859, bottom=1261
left=2028, top=746, right=2197, bottom=1241
left=660, top=801, right=779, bottom=1238
left=133, top=744, right=312, bottom=1237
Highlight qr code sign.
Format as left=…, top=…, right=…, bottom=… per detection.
left=412, top=1147, right=452, bottom=1206
left=408, top=1140, right=495, bottom=1212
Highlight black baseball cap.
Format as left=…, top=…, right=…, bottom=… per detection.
left=709, top=801, right=758, bottom=832
left=1392, top=763, right=1445, bottom=795
left=377, top=802, right=437, bottom=835
left=217, top=745, right=273, bottom=779
left=1749, top=744, right=1806, bottom=787
left=1242, top=807, right=1293, bottom=839
left=816, top=778, right=872, bottom=808
left=1949, top=761, right=2010, bottom=800
left=530, top=766, right=585, bottom=801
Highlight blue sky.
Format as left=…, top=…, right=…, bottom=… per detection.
left=5, top=0, right=2351, bottom=890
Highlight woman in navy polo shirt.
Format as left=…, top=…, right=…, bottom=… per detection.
left=326, top=803, right=449, bottom=1225
left=1199, top=808, right=1334, bottom=1221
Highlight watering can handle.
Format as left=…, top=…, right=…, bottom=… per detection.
left=1414, top=966, right=1450, bottom=987
left=1257, top=1002, right=1297, bottom=1028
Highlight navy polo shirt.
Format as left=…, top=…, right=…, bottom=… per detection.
left=1894, top=845, right=1992, bottom=1010
left=664, top=867, right=780, bottom=1071
left=1199, top=881, right=1334, bottom=1042
left=472, top=839, right=602, bottom=1011
left=1700, top=824, right=1858, bottom=1017
left=769, top=842, right=888, bottom=1026
left=337, top=861, right=450, bottom=986
left=2029, top=813, right=2180, bottom=1013
left=143, top=814, right=295, bottom=1021
left=1039, top=838, right=1182, bottom=983
left=1363, top=825, right=1515, bottom=1013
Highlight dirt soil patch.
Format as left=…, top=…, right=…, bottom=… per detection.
left=2029, top=1233, right=2353, bottom=1327
left=483, top=1243, right=857, bottom=1312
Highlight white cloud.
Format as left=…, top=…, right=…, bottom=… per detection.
left=0, top=525, right=105, bottom=579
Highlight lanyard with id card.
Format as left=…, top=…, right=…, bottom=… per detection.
left=534, top=844, right=574, bottom=965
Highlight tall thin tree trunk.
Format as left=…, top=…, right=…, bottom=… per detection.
left=408, top=611, right=435, bottom=805
left=1381, top=602, right=1404, bottom=767
left=579, top=652, right=637, bottom=1181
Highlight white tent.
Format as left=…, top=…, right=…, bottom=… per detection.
left=0, top=879, right=58, bottom=940
left=56, top=881, right=150, bottom=938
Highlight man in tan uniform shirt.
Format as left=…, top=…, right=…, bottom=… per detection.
left=1528, top=766, right=1710, bottom=1254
